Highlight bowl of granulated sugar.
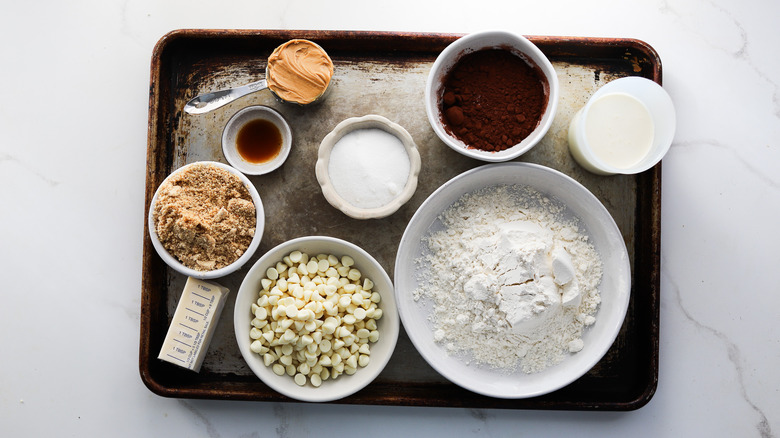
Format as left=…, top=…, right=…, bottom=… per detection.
left=316, top=115, right=421, bottom=219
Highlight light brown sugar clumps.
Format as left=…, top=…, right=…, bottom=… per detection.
left=153, top=163, right=257, bottom=271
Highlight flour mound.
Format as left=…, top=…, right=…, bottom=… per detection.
left=414, top=185, right=602, bottom=373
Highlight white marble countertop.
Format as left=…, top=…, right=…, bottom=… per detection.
left=2, top=1, right=777, bottom=436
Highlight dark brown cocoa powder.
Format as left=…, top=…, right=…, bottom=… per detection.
left=439, top=49, right=548, bottom=152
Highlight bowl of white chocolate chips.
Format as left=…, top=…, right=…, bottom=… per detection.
left=234, top=235, right=399, bottom=402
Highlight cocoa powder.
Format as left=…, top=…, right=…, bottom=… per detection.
left=439, top=49, right=548, bottom=152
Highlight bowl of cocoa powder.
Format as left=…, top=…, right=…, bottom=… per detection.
left=148, top=161, right=265, bottom=279
left=425, top=30, right=559, bottom=162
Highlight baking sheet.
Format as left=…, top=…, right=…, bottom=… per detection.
left=141, top=30, right=660, bottom=410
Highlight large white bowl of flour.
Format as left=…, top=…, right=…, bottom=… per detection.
left=394, top=162, right=630, bottom=399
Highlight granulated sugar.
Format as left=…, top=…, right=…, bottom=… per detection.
left=414, top=184, right=602, bottom=373
left=327, top=128, right=410, bottom=209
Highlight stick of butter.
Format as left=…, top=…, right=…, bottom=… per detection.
left=157, top=277, right=229, bottom=372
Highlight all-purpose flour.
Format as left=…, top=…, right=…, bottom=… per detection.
left=415, top=185, right=603, bottom=373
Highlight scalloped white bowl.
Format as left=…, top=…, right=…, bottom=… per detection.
left=315, top=115, right=421, bottom=219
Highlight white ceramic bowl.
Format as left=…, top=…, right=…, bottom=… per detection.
left=425, top=30, right=559, bottom=162
left=148, top=161, right=265, bottom=279
left=567, top=76, right=676, bottom=175
left=315, top=115, right=421, bottom=219
left=222, top=105, right=292, bottom=175
left=394, top=162, right=630, bottom=399
left=234, top=236, right=400, bottom=402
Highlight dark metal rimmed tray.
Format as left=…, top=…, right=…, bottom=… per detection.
left=141, top=29, right=660, bottom=410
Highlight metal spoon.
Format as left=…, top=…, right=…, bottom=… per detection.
left=183, top=79, right=268, bottom=115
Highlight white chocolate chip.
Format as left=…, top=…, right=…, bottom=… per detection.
left=249, top=250, right=382, bottom=388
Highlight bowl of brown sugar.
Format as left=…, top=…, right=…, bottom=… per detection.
left=425, top=30, right=559, bottom=162
left=148, top=161, right=265, bottom=279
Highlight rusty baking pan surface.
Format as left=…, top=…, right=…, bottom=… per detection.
left=141, top=29, right=660, bottom=410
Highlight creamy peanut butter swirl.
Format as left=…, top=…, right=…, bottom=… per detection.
left=266, top=39, right=334, bottom=105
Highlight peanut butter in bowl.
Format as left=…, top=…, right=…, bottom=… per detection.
left=267, top=39, right=334, bottom=105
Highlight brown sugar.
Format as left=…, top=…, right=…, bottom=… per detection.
left=153, top=163, right=257, bottom=271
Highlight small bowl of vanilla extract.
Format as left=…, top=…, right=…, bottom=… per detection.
left=222, top=105, right=292, bottom=175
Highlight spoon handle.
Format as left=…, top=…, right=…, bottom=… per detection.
left=183, top=79, right=268, bottom=115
